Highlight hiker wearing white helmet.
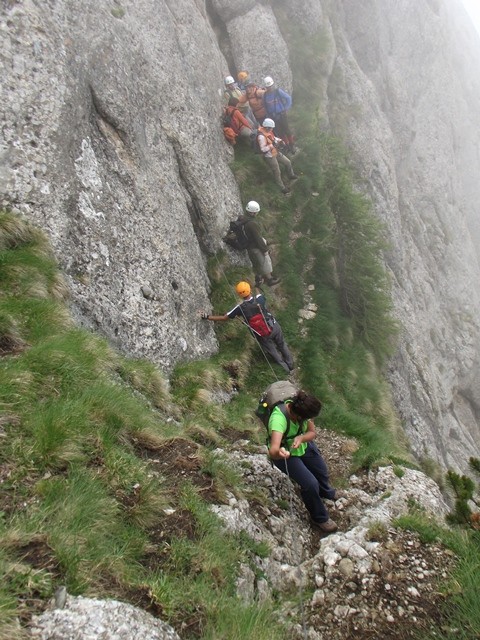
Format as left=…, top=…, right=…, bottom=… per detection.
left=263, top=75, right=297, bottom=155
left=240, top=200, right=280, bottom=287
left=256, top=118, right=298, bottom=194
left=223, top=75, right=255, bottom=125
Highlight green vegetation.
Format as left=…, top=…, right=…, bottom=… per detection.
left=445, top=459, right=480, bottom=529
left=0, top=213, right=287, bottom=639
left=396, top=509, right=480, bottom=640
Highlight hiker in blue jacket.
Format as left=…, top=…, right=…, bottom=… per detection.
left=263, top=76, right=297, bottom=155
left=200, top=281, right=294, bottom=373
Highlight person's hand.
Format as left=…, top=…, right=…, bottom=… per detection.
left=291, top=436, right=303, bottom=449
left=200, top=312, right=209, bottom=320
left=279, top=447, right=290, bottom=459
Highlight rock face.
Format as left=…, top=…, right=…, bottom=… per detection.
left=319, top=0, right=480, bottom=472
left=1, top=0, right=480, bottom=471
left=0, top=0, right=240, bottom=369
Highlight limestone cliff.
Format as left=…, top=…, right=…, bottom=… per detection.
left=1, top=0, right=480, bottom=472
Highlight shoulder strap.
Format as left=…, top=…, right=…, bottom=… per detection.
left=276, top=402, right=303, bottom=448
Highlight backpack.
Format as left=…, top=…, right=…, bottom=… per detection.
left=223, top=126, right=237, bottom=145
left=255, top=380, right=300, bottom=446
left=222, top=108, right=233, bottom=127
left=223, top=218, right=250, bottom=251
left=240, top=298, right=273, bottom=337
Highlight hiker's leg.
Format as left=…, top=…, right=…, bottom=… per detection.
left=264, top=156, right=285, bottom=190
left=238, top=126, right=253, bottom=140
left=275, top=112, right=292, bottom=145
left=248, top=247, right=272, bottom=280
left=301, top=442, right=335, bottom=500
left=258, top=330, right=290, bottom=372
left=273, top=113, right=288, bottom=144
left=238, top=104, right=257, bottom=128
left=277, top=152, right=296, bottom=178
left=270, top=323, right=294, bottom=370
left=273, top=456, right=330, bottom=523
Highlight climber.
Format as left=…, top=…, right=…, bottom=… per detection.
left=245, top=82, right=267, bottom=124
left=268, top=390, right=339, bottom=534
left=239, top=200, right=280, bottom=287
left=237, top=70, right=250, bottom=91
left=263, top=76, right=297, bottom=154
left=223, top=98, right=254, bottom=144
left=257, top=118, right=298, bottom=194
left=223, top=75, right=255, bottom=126
left=201, top=281, right=294, bottom=373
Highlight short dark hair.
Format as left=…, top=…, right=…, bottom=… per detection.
left=228, top=97, right=239, bottom=107
left=290, top=390, right=322, bottom=420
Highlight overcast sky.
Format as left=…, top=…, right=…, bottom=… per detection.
left=461, top=0, right=480, bottom=34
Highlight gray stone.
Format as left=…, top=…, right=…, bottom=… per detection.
left=30, top=596, right=181, bottom=640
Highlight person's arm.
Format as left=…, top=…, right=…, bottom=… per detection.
left=291, top=419, right=316, bottom=450
left=235, top=110, right=252, bottom=130
left=201, top=312, right=229, bottom=322
left=246, top=220, right=268, bottom=252
left=269, top=430, right=290, bottom=460
left=278, top=88, right=292, bottom=111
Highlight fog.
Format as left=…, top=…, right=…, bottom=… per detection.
left=461, top=0, right=480, bottom=34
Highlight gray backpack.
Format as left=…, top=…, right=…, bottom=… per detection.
left=255, top=380, right=300, bottom=446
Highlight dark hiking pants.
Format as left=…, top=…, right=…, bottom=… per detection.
left=273, top=441, right=334, bottom=523
left=257, top=321, right=294, bottom=372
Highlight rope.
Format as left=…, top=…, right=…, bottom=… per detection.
left=284, top=457, right=309, bottom=640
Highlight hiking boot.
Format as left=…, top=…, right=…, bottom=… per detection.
left=282, top=187, right=291, bottom=195
left=289, top=174, right=299, bottom=181
left=310, top=518, right=338, bottom=534
left=265, top=277, right=281, bottom=286
left=255, top=276, right=264, bottom=286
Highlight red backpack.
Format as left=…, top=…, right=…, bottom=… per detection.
left=240, top=298, right=272, bottom=337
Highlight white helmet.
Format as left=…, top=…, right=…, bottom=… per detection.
left=246, top=200, right=260, bottom=214
left=262, top=118, right=275, bottom=128
left=264, top=76, right=274, bottom=87
left=224, top=75, right=235, bottom=85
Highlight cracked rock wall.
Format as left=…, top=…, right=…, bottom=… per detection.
left=0, top=0, right=241, bottom=369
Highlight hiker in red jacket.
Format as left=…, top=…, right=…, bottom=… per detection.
left=223, top=98, right=254, bottom=145
left=201, top=281, right=294, bottom=373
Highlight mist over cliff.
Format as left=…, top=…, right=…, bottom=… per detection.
left=1, top=0, right=480, bottom=473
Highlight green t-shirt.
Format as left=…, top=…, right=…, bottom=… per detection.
left=268, top=401, right=307, bottom=457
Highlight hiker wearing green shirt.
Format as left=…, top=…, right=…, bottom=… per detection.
left=268, top=390, right=338, bottom=534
